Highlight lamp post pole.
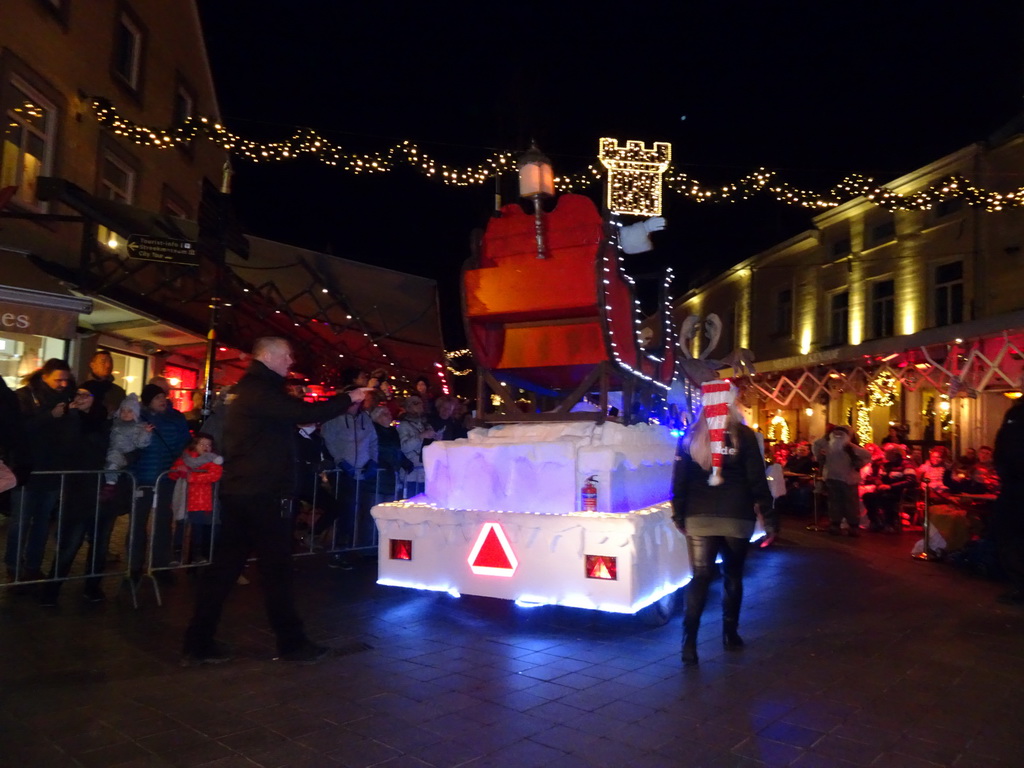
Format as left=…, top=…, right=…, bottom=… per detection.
left=517, top=143, right=555, bottom=260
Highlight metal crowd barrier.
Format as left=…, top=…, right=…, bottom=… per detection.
left=2, top=463, right=425, bottom=608
left=294, top=466, right=416, bottom=557
left=1, top=469, right=137, bottom=597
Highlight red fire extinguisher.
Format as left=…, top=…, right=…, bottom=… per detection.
left=581, top=475, right=598, bottom=511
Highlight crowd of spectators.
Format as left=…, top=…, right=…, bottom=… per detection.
left=1, top=354, right=473, bottom=597
left=763, top=423, right=1005, bottom=546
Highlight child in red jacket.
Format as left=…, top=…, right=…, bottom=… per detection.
left=169, top=433, right=223, bottom=564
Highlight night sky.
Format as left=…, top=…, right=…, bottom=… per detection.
left=196, top=1, right=1024, bottom=346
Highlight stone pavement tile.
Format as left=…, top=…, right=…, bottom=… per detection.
left=546, top=670, right=605, bottom=691
left=778, top=703, right=844, bottom=734
left=527, top=724, right=601, bottom=753
left=268, top=716, right=339, bottom=741
left=732, top=735, right=806, bottom=766
left=653, top=734, right=723, bottom=764
left=807, top=733, right=885, bottom=766
left=890, top=735, right=967, bottom=766
left=953, top=752, right=1015, bottom=768
left=76, top=741, right=156, bottom=768
left=325, top=735, right=403, bottom=767
left=170, top=739, right=240, bottom=767
left=828, top=722, right=902, bottom=749
left=413, top=736, right=490, bottom=768
left=790, top=752, right=859, bottom=767
left=136, top=726, right=211, bottom=754
left=216, top=725, right=291, bottom=757
left=757, top=720, right=826, bottom=749
left=870, top=752, right=957, bottom=768
left=567, top=735, right=646, bottom=767
left=457, top=737, right=566, bottom=768
left=0, top=741, right=85, bottom=768
left=486, top=688, right=549, bottom=713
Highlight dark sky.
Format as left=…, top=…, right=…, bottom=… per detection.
left=196, top=1, right=1024, bottom=346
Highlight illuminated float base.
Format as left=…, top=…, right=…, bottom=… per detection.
left=371, top=499, right=690, bottom=614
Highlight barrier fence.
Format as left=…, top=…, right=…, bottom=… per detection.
left=1, top=463, right=419, bottom=607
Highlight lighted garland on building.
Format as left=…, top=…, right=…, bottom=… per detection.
left=768, top=413, right=790, bottom=444
left=855, top=400, right=873, bottom=446
left=91, top=98, right=1024, bottom=212
left=868, top=371, right=899, bottom=408
left=444, top=348, right=474, bottom=376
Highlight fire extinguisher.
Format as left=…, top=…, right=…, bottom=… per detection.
left=581, top=475, right=598, bottom=511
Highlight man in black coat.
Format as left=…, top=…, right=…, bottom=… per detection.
left=993, top=400, right=1024, bottom=604
left=181, top=337, right=365, bottom=665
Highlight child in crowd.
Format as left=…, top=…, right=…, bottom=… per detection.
left=169, top=433, right=223, bottom=564
left=105, top=394, right=154, bottom=487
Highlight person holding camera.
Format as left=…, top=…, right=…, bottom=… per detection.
left=5, top=359, right=77, bottom=583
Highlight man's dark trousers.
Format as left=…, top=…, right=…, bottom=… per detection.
left=183, top=494, right=306, bottom=656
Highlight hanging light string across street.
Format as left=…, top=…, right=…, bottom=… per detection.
left=92, top=97, right=1024, bottom=212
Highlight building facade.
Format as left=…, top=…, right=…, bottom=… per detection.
left=673, top=130, right=1024, bottom=454
left=1, top=0, right=227, bottom=401
left=1, top=1, right=444, bottom=403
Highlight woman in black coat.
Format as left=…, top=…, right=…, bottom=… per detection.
left=671, top=390, right=772, bottom=666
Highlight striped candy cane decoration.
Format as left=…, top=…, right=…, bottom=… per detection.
left=700, top=379, right=734, bottom=486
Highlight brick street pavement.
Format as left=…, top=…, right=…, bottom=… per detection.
left=2, top=522, right=1023, bottom=768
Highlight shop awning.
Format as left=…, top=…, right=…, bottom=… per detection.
left=746, top=310, right=1024, bottom=407
left=0, top=250, right=93, bottom=338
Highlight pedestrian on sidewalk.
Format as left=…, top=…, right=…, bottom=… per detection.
left=671, top=381, right=772, bottom=667
left=181, top=337, right=365, bottom=666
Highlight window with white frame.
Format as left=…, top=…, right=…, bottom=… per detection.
left=113, top=10, right=143, bottom=90
left=100, top=150, right=136, bottom=203
left=1, top=77, right=56, bottom=210
left=829, top=291, right=849, bottom=346
left=871, top=279, right=895, bottom=338
left=935, top=261, right=964, bottom=327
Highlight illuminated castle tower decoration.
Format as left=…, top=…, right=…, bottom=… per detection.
left=598, top=138, right=672, bottom=216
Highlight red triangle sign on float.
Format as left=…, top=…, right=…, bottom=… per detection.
left=468, top=522, right=519, bottom=577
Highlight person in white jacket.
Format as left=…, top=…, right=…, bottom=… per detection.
left=813, top=425, right=871, bottom=537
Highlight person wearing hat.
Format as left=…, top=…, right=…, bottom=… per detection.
left=671, top=380, right=773, bottom=667
left=182, top=337, right=367, bottom=667
left=126, top=383, right=191, bottom=581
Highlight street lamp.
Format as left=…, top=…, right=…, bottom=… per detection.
left=517, top=143, right=554, bottom=259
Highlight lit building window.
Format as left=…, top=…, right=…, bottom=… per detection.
left=1, top=77, right=56, bottom=210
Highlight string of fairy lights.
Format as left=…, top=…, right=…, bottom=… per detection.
left=91, top=98, right=1024, bottom=213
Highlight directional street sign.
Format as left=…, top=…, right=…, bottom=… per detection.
left=126, top=235, right=199, bottom=266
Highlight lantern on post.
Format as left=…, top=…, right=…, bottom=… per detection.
left=517, top=142, right=554, bottom=259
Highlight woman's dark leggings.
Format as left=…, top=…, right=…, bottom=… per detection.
left=684, top=535, right=750, bottom=628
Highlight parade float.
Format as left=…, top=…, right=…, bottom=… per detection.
left=371, top=139, right=757, bottom=619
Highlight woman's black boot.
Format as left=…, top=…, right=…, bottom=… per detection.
left=722, top=620, right=745, bottom=650
left=681, top=619, right=699, bottom=666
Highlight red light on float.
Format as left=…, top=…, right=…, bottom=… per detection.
left=585, top=555, right=617, bottom=580
left=468, top=522, right=518, bottom=577
left=389, top=539, right=412, bottom=560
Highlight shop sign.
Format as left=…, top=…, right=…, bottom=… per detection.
left=0, top=301, right=79, bottom=338
left=126, top=235, right=199, bottom=266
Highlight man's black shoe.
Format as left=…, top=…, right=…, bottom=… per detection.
left=997, top=591, right=1024, bottom=605
left=274, top=641, right=330, bottom=665
left=83, top=586, right=106, bottom=603
left=180, top=641, right=233, bottom=667
left=327, top=553, right=354, bottom=570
